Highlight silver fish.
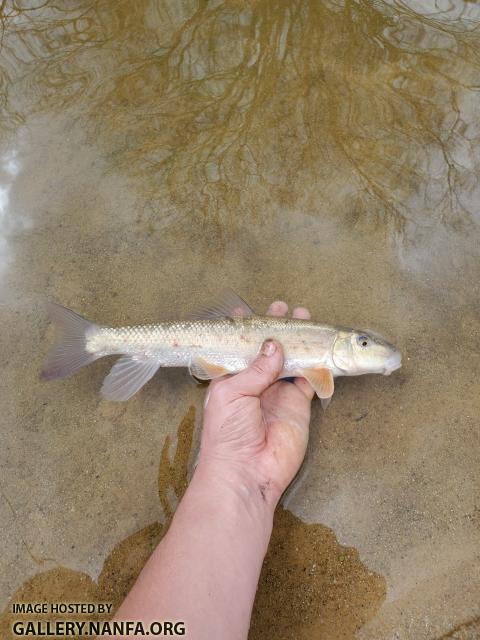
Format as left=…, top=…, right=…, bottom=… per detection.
left=41, top=289, right=401, bottom=406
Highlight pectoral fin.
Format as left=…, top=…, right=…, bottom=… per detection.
left=189, top=356, right=230, bottom=380
left=300, top=367, right=334, bottom=409
left=321, top=397, right=332, bottom=411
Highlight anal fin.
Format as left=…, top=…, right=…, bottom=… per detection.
left=101, top=355, right=161, bottom=401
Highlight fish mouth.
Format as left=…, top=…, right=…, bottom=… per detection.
left=383, top=351, right=402, bottom=375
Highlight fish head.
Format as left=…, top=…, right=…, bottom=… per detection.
left=332, top=328, right=401, bottom=376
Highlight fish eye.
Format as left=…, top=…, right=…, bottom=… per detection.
left=357, top=335, right=369, bottom=348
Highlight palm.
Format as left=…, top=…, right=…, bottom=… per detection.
left=255, top=380, right=312, bottom=491
left=202, top=301, right=315, bottom=500
left=262, top=379, right=312, bottom=430
left=248, top=300, right=314, bottom=492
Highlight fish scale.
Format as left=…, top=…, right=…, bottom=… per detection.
left=91, top=317, right=337, bottom=371
left=41, top=290, right=401, bottom=404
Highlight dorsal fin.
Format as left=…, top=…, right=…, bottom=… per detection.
left=190, top=288, right=254, bottom=320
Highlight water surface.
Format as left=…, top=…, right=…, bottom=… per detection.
left=0, top=1, right=479, bottom=638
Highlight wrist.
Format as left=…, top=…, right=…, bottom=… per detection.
left=187, top=458, right=277, bottom=548
left=197, top=451, right=283, bottom=509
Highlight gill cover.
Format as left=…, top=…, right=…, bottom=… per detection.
left=332, top=330, right=355, bottom=373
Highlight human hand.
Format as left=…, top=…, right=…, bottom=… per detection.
left=116, top=303, right=314, bottom=638
left=197, top=302, right=315, bottom=508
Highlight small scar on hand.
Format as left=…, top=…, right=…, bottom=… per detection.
left=258, top=480, right=270, bottom=501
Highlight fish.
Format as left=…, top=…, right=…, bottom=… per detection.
left=41, top=289, right=402, bottom=406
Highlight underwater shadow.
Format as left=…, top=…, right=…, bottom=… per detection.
left=1, top=405, right=387, bottom=639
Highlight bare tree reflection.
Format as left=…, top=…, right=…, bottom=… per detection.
left=1, top=0, right=479, bottom=234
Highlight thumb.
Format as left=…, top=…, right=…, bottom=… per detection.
left=228, top=339, right=284, bottom=397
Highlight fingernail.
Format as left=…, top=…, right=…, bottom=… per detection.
left=262, top=340, right=276, bottom=356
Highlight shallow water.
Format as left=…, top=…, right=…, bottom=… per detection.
left=0, top=1, right=479, bottom=638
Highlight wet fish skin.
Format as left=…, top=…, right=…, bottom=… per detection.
left=88, top=316, right=339, bottom=374
left=41, top=290, right=401, bottom=403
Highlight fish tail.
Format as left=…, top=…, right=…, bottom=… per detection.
left=40, top=303, right=101, bottom=381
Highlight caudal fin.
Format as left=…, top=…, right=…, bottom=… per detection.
left=41, top=303, right=101, bottom=381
